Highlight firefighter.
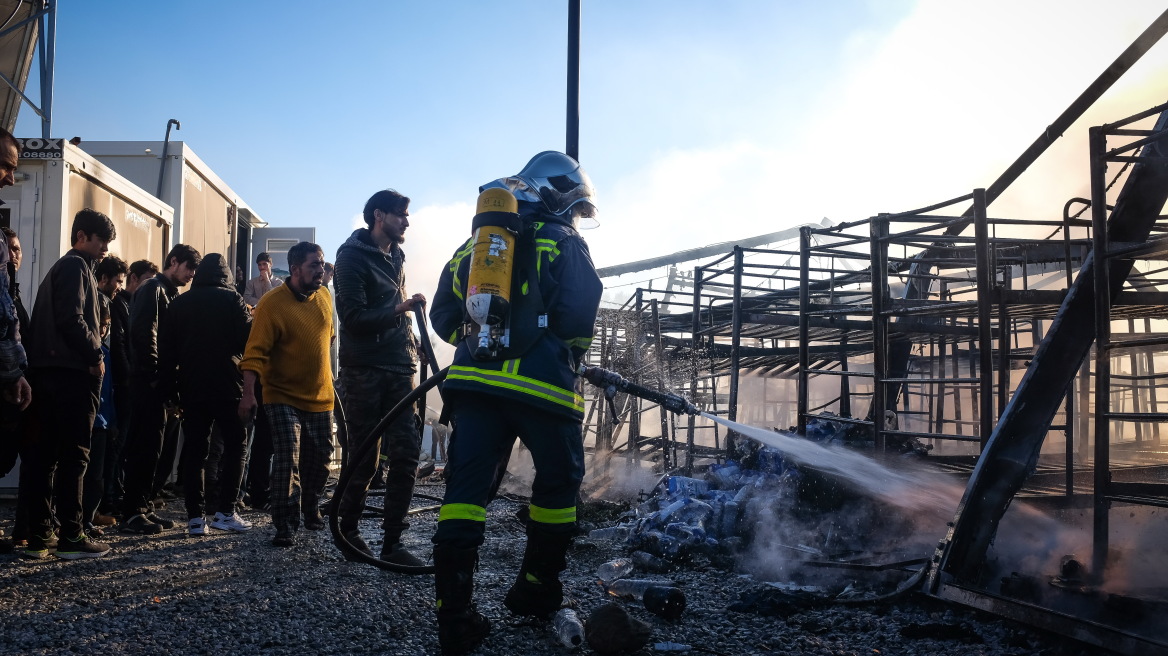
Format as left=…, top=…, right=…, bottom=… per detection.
left=429, top=151, right=603, bottom=655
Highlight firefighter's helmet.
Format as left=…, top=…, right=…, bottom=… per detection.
left=480, top=151, right=598, bottom=229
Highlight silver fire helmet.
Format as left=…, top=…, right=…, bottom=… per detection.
left=480, top=151, right=599, bottom=229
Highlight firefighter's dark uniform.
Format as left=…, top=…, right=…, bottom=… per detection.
left=430, top=218, right=602, bottom=549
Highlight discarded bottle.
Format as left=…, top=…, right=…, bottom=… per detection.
left=666, top=476, right=709, bottom=497
left=654, top=642, right=693, bottom=652
left=721, top=500, right=738, bottom=536
left=588, top=526, right=630, bottom=541
left=643, top=585, right=687, bottom=621
left=553, top=608, right=585, bottom=649
left=631, top=550, right=669, bottom=572
left=606, top=578, right=677, bottom=599
left=597, top=557, right=634, bottom=584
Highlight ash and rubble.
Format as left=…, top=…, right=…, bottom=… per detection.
left=0, top=467, right=1109, bottom=655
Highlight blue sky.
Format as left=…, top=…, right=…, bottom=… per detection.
left=15, top=1, right=1168, bottom=304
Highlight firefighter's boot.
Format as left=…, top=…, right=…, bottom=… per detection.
left=502, top=528, right=572, bottom=618
left=434, top=545, right=490, bottom=655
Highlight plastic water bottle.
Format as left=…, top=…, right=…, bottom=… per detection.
left=631, top=550, right=669, bottom=572
left=553, top=608, right=585, bottom=649
left=596, top=557, right=634, bottom=584
left=666, top=476, right=709, bottom=497
left=606, top=578, right=678, bottom=599
left=588, top=525, right=630, bottom=541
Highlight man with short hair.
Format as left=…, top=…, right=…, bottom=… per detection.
left=120, top=244, right=200, bottom=535
left=243, top=251, right=282, bottom=307
left=240, top=241, right=334, bottom=548
left=159, top=253, right=253, bottom=536
left=91, top=254, right=127, bottom=527
left=334, top=189, right=426, bottom=565
left=0, top=130, right=30, bottom=421
left=102, top=258, right=157, bottom=512
left=22, top=208, right=117, bottom=559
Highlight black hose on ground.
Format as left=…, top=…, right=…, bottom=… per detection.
left=328, top=298, right=447, bottom=574
left=329, top=366, right=448, bottom=574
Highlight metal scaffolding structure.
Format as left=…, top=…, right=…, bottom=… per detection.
left=582, top=101, right=1168, bottom=655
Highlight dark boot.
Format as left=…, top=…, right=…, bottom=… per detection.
left=434, top=545, right=490, bottom=655
left=503, top=528, right=573, bottom=618
left=381, top=529, right=424, bottom=566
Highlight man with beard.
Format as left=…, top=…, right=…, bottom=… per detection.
left=333, top=189, right=425, bottom=565
left=239, top=241, right=334, bottom=548
left=120, top=244, right=200, bottom=535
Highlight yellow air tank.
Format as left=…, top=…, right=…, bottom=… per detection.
left=465, top=187, right=521, bottom=358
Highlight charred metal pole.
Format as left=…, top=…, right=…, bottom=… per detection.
left=934, top=105, right=1168, bottom=585
left=1089, top=126, right=1112, bottom=583
left=974, top=190, right=994, bottom=447
left=869, top=216, right=889, bottom=453
left=566, top=0, right=581, bottom=160
left=727, top=247, right=744, bottom=454
left=797, top=227, right=811, bottom=435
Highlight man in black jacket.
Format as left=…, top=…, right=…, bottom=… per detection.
left=120, top=243, right=200, bottom=535
left=334, top=189, right=426, bottom=565
left=22, top=209, right=116, bottom=560
left=159, top=253, right=253, bottom=536
left=102, top=258, right=157, bottom=512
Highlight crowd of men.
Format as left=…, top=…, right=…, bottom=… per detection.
left=0, top=126, right=604, bottom=655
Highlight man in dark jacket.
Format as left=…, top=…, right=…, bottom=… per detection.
left=120, top=243, right=200, bottom=535
left=428, top=153, right=603, bottom=655
left=22, top=209, right=117, bottom=560
left=102, top=258, right=157, bottom=511
left=334, top=188, right=426, bottom=565
left=159, top=253, right=253, bottom=536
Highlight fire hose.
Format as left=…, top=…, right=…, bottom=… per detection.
left=328, top=303, right=701, bottom=573
left=328, top=298, right=445, bottom=574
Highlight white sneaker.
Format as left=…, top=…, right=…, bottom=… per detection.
left=188, top=517, right=206, bottom=537
left=210, top=511, right=253, bottom=533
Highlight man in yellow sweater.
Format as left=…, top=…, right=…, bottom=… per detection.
left=238, top=241, right=335, bottom=547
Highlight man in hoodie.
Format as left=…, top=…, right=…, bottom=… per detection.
left=120, top=244, right=200, bottom=535
left=22, top=208, right=117, bottom=560
left=159, top=253, right=253, bottom=536
left=333, top=189, right=426, bottom=566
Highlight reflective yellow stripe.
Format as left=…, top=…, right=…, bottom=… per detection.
left=446, top=329, right=460, bottom=345
left=529, top=504, right=576, bottom=524
left=438, top=503, right=487, bottom=522
left=450, top=239, right=475, bottom=301
left=448, top=365, right=583, bottom=413
left=566, top=337, right=592, bottom=351
left=501, top=358, right=521, bottom=374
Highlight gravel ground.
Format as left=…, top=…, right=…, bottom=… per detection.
left=0, top=481, right=1114, bottom=656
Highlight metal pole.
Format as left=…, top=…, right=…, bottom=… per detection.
left=870, top=216, right=888, bottom=453
left=797, top=227, right=811, bottom=435
left=156, top=119, right=181, bottom=199
left=974, top=189, right=994, bottom=447
left=566, top=0, right=581, bottom=160
left=727, top=247, right=744, bottom=454
left=38, top=1, right=55, bottom=139
left=686, top=265, right=703, bottom=473
left=1088, top=126, right=1111, bottom=584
